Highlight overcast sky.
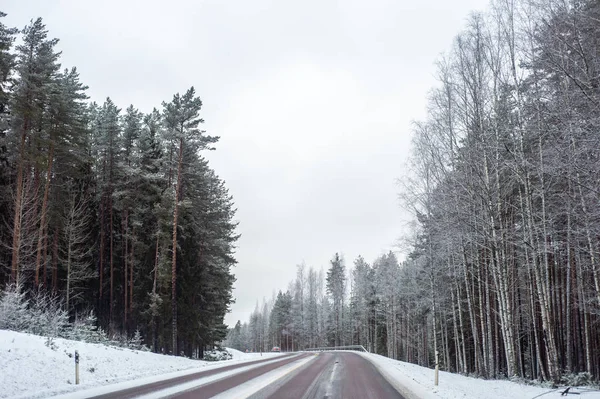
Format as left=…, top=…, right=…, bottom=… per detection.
left=4, top=0, right=489, bottom=327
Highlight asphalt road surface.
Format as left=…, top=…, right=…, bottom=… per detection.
left=248, top=351, right=404, bottom=399
left=61, top=351, right=405, bottom=399
left=79, top=354, right=300, bottom=399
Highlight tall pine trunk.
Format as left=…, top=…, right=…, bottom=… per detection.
left=152, top=233, right=159, bottom=351
left=109, top=195, right=114, bottom=325
left=11, top=125, right=27, bottom=284
left=129, top=229, right=134, bottom=319
left=123, top=210, right=128, bottom=330
left=35, top=143, right=54, bottom=287
left=42, top=224, right=48, bottom=286
left=52, top=229, right=58, bottom=293
left=171, top=136, right=184, bottom=355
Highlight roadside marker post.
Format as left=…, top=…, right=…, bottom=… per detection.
left=434, top=350, right=439, bottom=386
left=75, top=350, right=80, bottom=385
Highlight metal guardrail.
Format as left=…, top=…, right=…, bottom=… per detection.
left=302, top=345, right=368, bottom=353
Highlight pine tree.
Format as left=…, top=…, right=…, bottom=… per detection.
left=0, top=11, right=17, bottom=137
left=326, top=253, right=345, bottom=347
left=10, top=18, right=61, bottom=285
left=162, top=87, right=218, bottom=354
left=94, top=98, right=121, bottom=326
left=0, top=13, right=17, bottom=283
left=36, top=67, right=88, bottom=289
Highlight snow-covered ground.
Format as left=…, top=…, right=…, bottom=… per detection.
left=226, top=347, right=272, bottom=360
left=0, top=329, right=281, bottom=399
left=2, top=329, right=598, bottom=399
left=361, top=351, right=600, bottom=399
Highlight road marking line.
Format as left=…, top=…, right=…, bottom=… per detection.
left=133, top=355, right=302, bottom=399
left=324, top=359, right=338, bottom=398
left=210, top=355, right=315, bottom=399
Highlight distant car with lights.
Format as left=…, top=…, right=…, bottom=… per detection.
left=271, top=346, right=281, bottom=352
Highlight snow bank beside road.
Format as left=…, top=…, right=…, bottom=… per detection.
left=0, top=329, right=279, bottom=399
left=225, top=347, right=278, bottom=360
left=360, top=352, right=600, bottom=399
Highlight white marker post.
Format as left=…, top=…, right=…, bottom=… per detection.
left=75, top=350, right=80, bottom=385
left=434, top=350, right=439, bottom=386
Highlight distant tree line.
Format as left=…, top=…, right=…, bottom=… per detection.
left=224, top=253, right=401, bottom=356
left=0, top=13, right=238, bottom=357
left=227, top=0, right=600, bottom=383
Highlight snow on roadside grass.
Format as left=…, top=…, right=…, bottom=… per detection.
left=0, top=329, right=280, bottom=399
left=360, top=352, right=600, bottom=399
left=226, top=347, right=277, bottom=360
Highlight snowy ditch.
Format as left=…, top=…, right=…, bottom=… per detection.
left=358, top=351, right=600, bottom=399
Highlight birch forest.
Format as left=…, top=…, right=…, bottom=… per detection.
left=226, top=0, right=600, bottom=383
left=0, top=14, right=238, bottom=357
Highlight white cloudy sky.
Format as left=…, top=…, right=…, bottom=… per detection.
left=3, top=0, right=489, bottom=326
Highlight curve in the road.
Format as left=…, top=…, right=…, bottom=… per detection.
left=248, top=351, right=405, bottom=399
left=68, top=351, right=404, bottom=399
